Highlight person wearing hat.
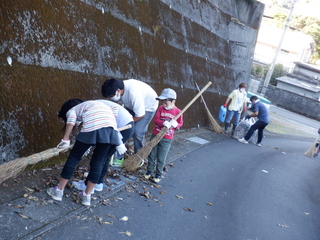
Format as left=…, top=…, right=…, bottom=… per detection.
left=144, top=88, right=183, bottom=183
left=101, top=78, right=158, bottom=153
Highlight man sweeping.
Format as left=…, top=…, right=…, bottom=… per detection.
left=101, top=78, right=158, bottom=155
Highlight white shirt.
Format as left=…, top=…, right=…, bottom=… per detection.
left=121, top=79, right=158, bottom=117
left=97, top=100, right=134, bottom=128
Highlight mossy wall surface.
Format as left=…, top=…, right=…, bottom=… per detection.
left=0, top=0, right=264, bottom=163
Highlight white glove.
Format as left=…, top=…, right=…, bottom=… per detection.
left=57, top=139, right=70, bottom=149
left=116, top=143, right=127, bottom=155
left=170, top=119, right=178, bottom=128
left=163, top=121, right=172, bottom=128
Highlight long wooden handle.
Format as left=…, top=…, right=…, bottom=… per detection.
left=195, top=82, right=209, bottom=109
left=118, top=124, right=132, bottom=131
left=173, top=81, right=212, bottom=120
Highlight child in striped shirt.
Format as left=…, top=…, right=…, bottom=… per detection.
left=47, top=99, right=126, bottom=206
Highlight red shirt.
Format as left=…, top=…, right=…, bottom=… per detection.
left=152, top=105, right=183, bottom=140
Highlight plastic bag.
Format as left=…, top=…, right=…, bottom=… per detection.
left=233, top=118, right=257, bottom=143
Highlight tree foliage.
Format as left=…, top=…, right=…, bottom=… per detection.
left=272, top=13, right=320, bottom=63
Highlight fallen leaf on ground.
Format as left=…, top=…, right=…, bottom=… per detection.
left=119, top=231, right=132, bottom=236
left=207, top=202, right=213, bottom=206
left=125, top=186, right=134, bottom=192
left=140, top=191, right=151, bottom=199
left=15, top=212, right=29, bottom=219
left=160, top=190, right=167, bottom=195
left=93, top=215, right=104, bottom=225
left=24, top=187, right=34, bottom=192
left=183, top=207, right=194, bottom=212
left=176, top=195, right=184, bottom=199
left=106, top=214, right=116, bottom=219
left=119, top=216, right=129, bottom=221
left=277, top=224, right=289, bottom=228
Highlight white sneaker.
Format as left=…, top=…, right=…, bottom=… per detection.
left=72, top=180, right=94, bottom=194
left=47, top=186, right=63, bottom=201
left=238, top=138, right=248, bottom=144
left=78, top=191, right=91, bottom=206
left=94, top=183, right=103, bottom=192
left=256, top=143, right=262, bottom=147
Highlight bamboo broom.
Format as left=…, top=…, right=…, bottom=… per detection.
left=0, top=124, right=132, bottom=184
left=123, top=81, right=213, bottom=172
left=304, top=140, right=317, bottom=158
left=195, top=82, right=223, bottom=134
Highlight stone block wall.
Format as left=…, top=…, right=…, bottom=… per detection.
left=0, top=0, right=264, bottom=163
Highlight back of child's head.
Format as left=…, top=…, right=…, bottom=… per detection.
left=101, top=78, right=124, bottom=98
left=58, top=98, right=84, bottom=123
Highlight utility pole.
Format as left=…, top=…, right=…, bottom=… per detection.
left=260, top=0, right=298, bottom=96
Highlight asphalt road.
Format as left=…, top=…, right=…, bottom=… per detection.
left=38, top=133, right=320, bottom=240
left=269, top=105, right=319, bottom=130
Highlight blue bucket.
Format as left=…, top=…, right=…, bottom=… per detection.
left=219, top=105, right=227, bottom=122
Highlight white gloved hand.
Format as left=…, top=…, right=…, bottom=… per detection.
left=163, top=121, right=172, bottom=128
left=170, top=119, right=178, bottom=128
left=57, top=139, right=70, bottom=149
left=116, top=143, right=127, bottom=155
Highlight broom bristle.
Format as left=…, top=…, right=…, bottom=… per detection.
left=205, top=107, right=223, bottom=134
left=304, top=140, right=317, bottom=158
left=0, top=159, right=28, bottom=184
left=0, top=147, right=71, bottom=184
left=124, top=127, right=168, bottom=172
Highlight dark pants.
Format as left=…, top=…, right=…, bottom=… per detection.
left=97, top=121, right=135, bottom=184
left=61, top=140, right=111, bottom=184
left=244, top=120, right=268, bottom=143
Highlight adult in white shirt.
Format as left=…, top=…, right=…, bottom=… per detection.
left=101, top=78, right=158, bottom=153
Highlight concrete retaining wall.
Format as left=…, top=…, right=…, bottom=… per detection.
left=0, top=0, right=264, bottom=163
left=265, top=85, right=320, bottom=121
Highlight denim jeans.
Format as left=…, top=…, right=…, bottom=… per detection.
left=97, top=121, right=135, bottom=184
left=225, top=110, right=241, bottom=127
left=244, top=120, right=268, bottom=143
left=60, top=140, right=111, bottom=184
left=134, top=111, right=155, bottom=153
left=147, top=135, right=172, bottom=177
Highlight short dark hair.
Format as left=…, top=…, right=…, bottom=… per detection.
left=58, top=98, right=83, bottom=131
left=239, top=82, right=247, bottom=88
left=101, top=78, right=124, bottom=98
left=250, top=95, right=258, bottom=102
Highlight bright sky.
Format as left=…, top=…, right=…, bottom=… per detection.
left=258, top=0, right=320, bottom=18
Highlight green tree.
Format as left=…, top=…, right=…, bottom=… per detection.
left=272, top=13, right=320, bottom=63
left=270, top=63, right=286, bottom=85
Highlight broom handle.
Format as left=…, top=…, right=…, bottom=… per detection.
left=195, top=82, right=209, bottom=110
left=173, top=81, right=212, bottom=120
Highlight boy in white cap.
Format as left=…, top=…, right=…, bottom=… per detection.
left=144, top=88, right=183, bottom=183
